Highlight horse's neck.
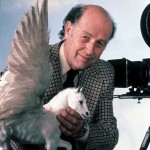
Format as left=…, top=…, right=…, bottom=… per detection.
left=44, top=89, right=70, bottom=114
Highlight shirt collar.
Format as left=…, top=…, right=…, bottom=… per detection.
left=59, top=43, right=70, bottom=75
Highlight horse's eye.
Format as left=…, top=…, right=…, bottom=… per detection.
left=79, top=100, right=83, bottom=105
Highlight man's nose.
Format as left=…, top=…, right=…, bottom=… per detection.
left=85, top=42, right=95, bottom=56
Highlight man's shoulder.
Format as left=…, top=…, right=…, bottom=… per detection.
left=89, top=59, right=114, bottom=73
left=49, top=41, right=63, bottom=50
left=82, top=59, right=114, bottom=79
left=96, top=59, right=113, bottom=67
left=49, top=42, right=63, bottom=59
left=49, top=43, right=59, bottom=50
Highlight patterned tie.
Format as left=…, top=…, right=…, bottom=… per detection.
left=63, top=69, right=78, bottom=88
left=60, top=69, right=78, bottom=150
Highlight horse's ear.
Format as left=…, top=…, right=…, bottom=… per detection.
left=76, top=86, right=83, bottom=92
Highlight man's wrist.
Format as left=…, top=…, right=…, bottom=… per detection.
left=75, top=122, right=89, bottom=142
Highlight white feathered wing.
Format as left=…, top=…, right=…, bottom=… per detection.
left=0, top=0, right=52, bottom=123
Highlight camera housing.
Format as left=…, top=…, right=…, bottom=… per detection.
left=108, top=58, right=150, bottom=99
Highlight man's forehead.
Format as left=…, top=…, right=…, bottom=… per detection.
left=83, top=5, right=109, bottom=16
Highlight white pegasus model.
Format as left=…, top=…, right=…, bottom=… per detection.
left=0, top=0, right=90, bottom=150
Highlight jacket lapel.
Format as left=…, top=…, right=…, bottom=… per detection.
left=43, top=43, right=63, bottom=103
left=77, top=61, right=103, bottom=120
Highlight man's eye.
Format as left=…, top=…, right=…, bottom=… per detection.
left=96, top=41, right=105, bottom=48
left=83, top=36, right=88, bottom=39
left=82, top=36, right=89, bottom=42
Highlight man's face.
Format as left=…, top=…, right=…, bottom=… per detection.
left=64, top=6, right=112, bottom=70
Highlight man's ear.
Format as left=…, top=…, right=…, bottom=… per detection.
left=64, top=21, right=72, bottom=38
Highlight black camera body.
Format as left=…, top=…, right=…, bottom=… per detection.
left=108, top=58, right=150, bottom=99
left=108, top=58, right=150, bottom=88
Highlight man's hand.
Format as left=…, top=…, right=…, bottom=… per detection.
left=56, top=107, right=84, bottom=138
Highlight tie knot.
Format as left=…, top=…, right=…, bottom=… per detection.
left=67, top=69, right=78, bottom=79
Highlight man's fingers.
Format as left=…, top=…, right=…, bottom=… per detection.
left=57, top=114, right=76, bottom=130
left=66, top=107, right=82, bottom=120
left=57, top=108, right=84, bottom=137
left=58, top=109, right=81, bottom=125
left=59, top=125, right=72, bottom=136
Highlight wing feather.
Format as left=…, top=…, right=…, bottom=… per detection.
left=0, top=0, right=52, bottom=121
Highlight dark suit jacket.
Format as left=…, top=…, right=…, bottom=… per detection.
left=43, top=42, right=119, bottom=150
